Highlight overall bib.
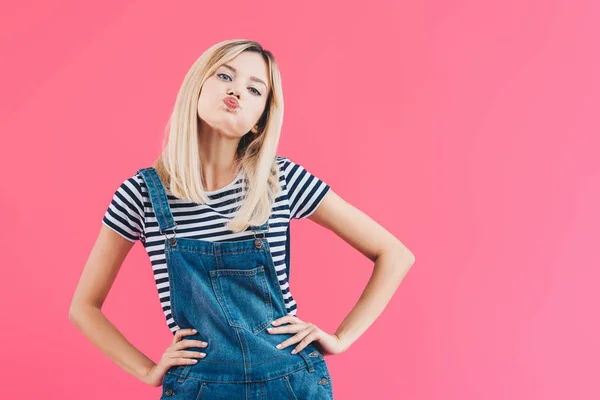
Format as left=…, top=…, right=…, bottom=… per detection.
left=138, top=167, right=334, bottom=400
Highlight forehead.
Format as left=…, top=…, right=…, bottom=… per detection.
left=218, top=52, right=270, bottom=89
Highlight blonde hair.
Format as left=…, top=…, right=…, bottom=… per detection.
left=152, top=39, right=284, bottom=233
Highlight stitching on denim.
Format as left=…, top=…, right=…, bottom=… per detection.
left=172, top=363, right=308, bottom=384
left=234, top=323, right=249, bottom=381
left=209, top=266, right=263, bottom=276
left=146, top=170, right=166, bottom=229
left=209, top=274, right=237, bottom=328
left=166, top=252, right=181, bottom=328
left=259, top=265, right=274, bottom=322
left=170, top=247, right=263, bottom=255
left=210, top=268, right=272, bottom=334
left=195, top=382, right=206, bottom=400
left=264, top=251, right=289, bottom=309
left=249, top=267, right=273, bottom=333
left=147, top=168, right=174, bottom=233
left=283, top=374, right=299, bottom=400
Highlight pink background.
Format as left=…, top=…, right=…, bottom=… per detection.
left=2, top=0, right=598, bottom=399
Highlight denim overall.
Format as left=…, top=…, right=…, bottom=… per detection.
left=138, top=167, right=334, bottom=400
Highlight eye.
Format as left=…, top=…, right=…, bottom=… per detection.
left=217, top=73, right=262, bottom=96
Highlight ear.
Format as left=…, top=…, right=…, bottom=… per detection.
left=251, top=125, right=259, bottom=134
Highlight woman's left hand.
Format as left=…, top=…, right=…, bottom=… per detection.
left=267, top=315, right=349, bottom=356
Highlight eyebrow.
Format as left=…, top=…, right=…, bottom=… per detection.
left=221, top=64, right=268, bottom=89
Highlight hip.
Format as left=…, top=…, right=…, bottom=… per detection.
left=160, top=357, right=333, bottom=400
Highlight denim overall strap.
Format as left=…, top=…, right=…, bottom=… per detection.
left=285, top=224, right=291, bottom=280
left=138, top=167, right=274, bottom=248
left=137, top=167, right=178, bottom=246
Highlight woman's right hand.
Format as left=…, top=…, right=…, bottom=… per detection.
left=143, top=328, right=208, bottom=387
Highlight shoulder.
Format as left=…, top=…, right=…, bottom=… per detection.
left=121, top=166, right=172, bottom=194
left=275, top=154, right=290, bottom=168
left=103, top=169, right=149, bottom=242
left=274, top=155, right=331, bottom=219
left=109, top=170, right=148, bottom=210
left=275, top=155, right=292, bottom=179
left=116, top=171, right=146, bottom=195
left=274, top=154, right=303, bottom=178
left=275, top=154, right=326, bottom=183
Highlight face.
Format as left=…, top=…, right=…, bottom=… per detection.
left=197, top=51, right=270, bottom=139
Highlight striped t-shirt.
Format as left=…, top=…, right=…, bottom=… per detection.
left=102, top=155, right=330, bottom=334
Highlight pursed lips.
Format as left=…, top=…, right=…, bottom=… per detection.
left=223, top=96, right=239, bottom=109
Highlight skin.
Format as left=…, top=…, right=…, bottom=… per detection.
left=196, top=50, right=269, bottom=189
left=69, top=50, right=416, bottom=388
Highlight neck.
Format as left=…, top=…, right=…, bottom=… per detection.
left=198, top=120, right=242, bottom=192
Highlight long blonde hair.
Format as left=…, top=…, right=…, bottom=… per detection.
left=152, top=39, right=284, bottom=233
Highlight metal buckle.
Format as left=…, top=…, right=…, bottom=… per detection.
left=253, top=223, right=269, bottom=249
left=159, top=222, right=178, bottom=247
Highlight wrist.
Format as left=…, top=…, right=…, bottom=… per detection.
left=334, top=332, right=353, bottom=351
left=137, top=363, right=155, bottom=385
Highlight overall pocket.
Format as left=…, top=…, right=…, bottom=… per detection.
left=160, top=372, right=207, bottom=400
left=282, top=361, right=334, bottom=400
left=209, top=265, right=274, bottom=334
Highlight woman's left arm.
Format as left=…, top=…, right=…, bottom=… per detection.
left=268, top=189, right=416, bottom=354
left=308, top=189, right=416, bottom=351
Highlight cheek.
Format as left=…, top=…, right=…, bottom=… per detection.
left=197, top=82, right=220, bottom=109
left=249, top=101, right=267, bottom=121
left=197, top=97, right=206, bottom=116
left=198, top=91, right=214, bottom=111
left=197, top=94, right=224, bottom=121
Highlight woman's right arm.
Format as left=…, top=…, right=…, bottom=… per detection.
left=68, top=224, right=158, bottom=385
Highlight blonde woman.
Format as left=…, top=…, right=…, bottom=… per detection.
left=69, top=39, right=415, bottom=399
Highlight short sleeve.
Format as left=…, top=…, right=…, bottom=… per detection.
left=102, top=174, right=146, bottom=242
left=281, top=156, right=331, bottom=219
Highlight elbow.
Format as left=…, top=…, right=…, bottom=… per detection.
left=68, top=303, right=81, bottom=323
left=68, top=301, right=95, bottom=323
left=406, top=250, right=416, bottom=266
left=402, top=253, right=415, bottom=269
left=377, top=241, right=415, bottom=268
left=395, top=245, right=415, bottom=267
left=381, top=234, right=414, bottom=264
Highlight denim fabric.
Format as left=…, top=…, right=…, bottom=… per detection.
left=160, top=360, right=333, bottom=399
left=138, top=167, right=333, bottom=400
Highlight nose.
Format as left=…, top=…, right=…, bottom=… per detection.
left=227, top=84, right=243, bottom=99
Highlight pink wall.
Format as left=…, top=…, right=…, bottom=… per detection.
left=2, top=0, right=598, bottom=398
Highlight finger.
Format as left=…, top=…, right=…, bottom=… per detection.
left=172, top=350, right=206, bottom=359
left=291, top=331, right=321, bottom=354
left=267, top=323, right=305, bottom=334
left=272, top=315, right=302, bottom=326
left=171, top=357, right=200, bottom=365
left=276, top=327, right=312, bottom=350
left=172, top=328, right=197, bottom=344
left=175, top=339, right=208, bottom=349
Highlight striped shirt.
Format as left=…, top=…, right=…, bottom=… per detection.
left=102, top=155, right=330, bottom=333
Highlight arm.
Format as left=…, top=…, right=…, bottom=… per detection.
left=307, top=189, right=416, bottom=350
left=68, top=224, right=156, bottom=385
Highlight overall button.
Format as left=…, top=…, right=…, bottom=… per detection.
left=309, top=351, right=319, bottom=358
left=318, top=377, right=329, bottom=385
left=165, top=388, right=176, bottom=396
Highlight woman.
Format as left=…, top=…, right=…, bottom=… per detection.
left=69, top=39, right=415, bottom=399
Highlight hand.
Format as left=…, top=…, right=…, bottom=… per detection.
left=142, top=328, right=208, bottom=387
left=267, top=315, right=349, bottom=356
